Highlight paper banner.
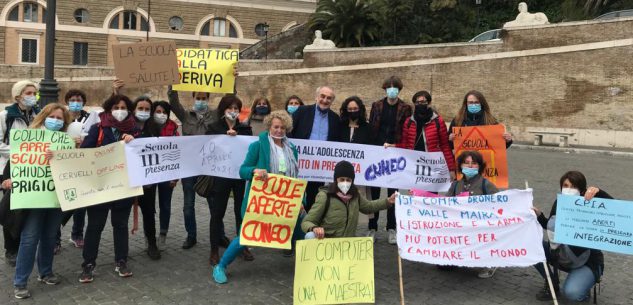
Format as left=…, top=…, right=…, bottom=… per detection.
left=453, top=125, right=509, bottom=188
left=112, top=40, right=180, bottom=88
left=172, top=48, right=238, bottom=93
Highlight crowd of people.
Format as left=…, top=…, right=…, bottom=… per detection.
left=0, top=75, right=607, bottom=303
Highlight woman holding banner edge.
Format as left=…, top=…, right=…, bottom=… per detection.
left=212, top=110, right=305, bottom=284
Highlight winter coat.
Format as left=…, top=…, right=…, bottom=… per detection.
left=397, top=114, right=455, bottom=171
left=368, top=97, right=412, bottom=145
left=0, top=103, right=40, bottom=169
left=168, top=88, right=217, bottom=135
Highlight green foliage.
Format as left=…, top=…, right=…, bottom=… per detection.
left=308, top=0, right=382, bottom=47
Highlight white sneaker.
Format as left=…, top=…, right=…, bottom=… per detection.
left=367, top=229, right=377, bottom=243
left=477, top=267, right=497, bottom=279
left=388, top=229, right=397, bottom=245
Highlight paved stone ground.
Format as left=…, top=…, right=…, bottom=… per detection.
left=1, top=149, right=632, bottom=305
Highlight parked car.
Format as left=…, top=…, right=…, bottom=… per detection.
left=469, top=29, right=502, bottom=42
left=594, top=9, right=633, bottom=20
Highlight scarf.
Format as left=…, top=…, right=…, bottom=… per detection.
left=268, top=135, right=298, bottom=178
left=99, top=111, right=137, bottom=134
left=336, top=192, right=353, bottom=203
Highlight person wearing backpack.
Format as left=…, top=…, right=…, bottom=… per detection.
left=445, top=150, right=499, bottom=278
left=532, top=171, right=609, bottom=302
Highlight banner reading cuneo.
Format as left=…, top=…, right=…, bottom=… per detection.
left=294, top=237, right=375, bottom=305
left=9, top=129, right=75, bottom=209
left=240, top=174, right=306, bottom=249
left=49, top=141, right=144, bottom=211
left=172, top=48, right=238, bottom=94
left=453, top=125, right=508, bottom=188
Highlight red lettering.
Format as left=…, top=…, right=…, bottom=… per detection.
left=241, top=220, right=291, bottom=244
left=11, top=153, right=49, bottom=165
left=251, top=176, right=303, bottom=199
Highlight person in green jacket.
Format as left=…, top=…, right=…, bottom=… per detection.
left=302, top=161, right=396, bottom=239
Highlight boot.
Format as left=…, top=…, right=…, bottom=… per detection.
left=147, top=237, right=161, bottom=260
left=209, top=246, right=220, bottom=266
left=535, top=281, right=560, bottom=301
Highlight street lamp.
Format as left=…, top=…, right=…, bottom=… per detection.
left=39, top=0, right=59, bottom=106
left=475, top=0, right=482, bottom=34
left=263, top=22, right=269, bottom=60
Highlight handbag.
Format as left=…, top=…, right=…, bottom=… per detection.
left=194, top=176, right=215, bottom=197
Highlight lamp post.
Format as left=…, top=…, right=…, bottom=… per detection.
left=475, top=0, right=482, bottom=34
left=263, top=22, right=269, bottom=60
left=39, top=0, right=58, bottom=106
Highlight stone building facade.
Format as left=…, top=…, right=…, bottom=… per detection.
left=0, top=0, right=314, bottom=66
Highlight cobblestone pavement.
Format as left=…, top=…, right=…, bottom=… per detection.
left=1, top=149, right=632, bottom=305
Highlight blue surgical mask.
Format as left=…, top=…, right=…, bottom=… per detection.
left=23, top=95, right=37, bottom=107
left=44, top=117, right=64, bottom=131
left=255, top=105, right=269, bottom=115
left=467, top=104, right=482, bottom=114
left=287, top=105, right=299, bottom=114
left=461, top=167, right=479, bottom=179
left=194, top=100, right=208, bottom=111
left=135, top=111, right=150, bottom=122
left=68, top=101, right=83, bottom=112
left=386, top=87, right=399, bottom=99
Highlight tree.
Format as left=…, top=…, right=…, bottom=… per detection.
left=308, top=0, right=382, bottom=47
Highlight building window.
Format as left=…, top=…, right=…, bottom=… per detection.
left=21, top=38, right=38, bottom=63
left=74, top=8, right=89, bottom=23
left=169, top=16, right=184, bottom=31
left=201, top=18, right=238, bottom=38
left=213, top=18, right=226, bottom=37
left=109, top=10, right=149, bottom=31
left=123, top=11, right=137, bottom=30
left=7, top=2, right=45, bottom=23
left=23, top=2, right=38, bottom=22
left=73, top=42, right=88, bottom=65
left=8, top=6, right=18, bottom=21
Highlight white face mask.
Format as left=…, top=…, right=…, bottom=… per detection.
left=112, top=109, right=128, bottom=122
left=225, top=111, right=239, bottom=121
left=154, top=113, right=168, bottom=124
left=561, top=187, right=580, bottom=196
left=337, top=182, right=352, bottom=194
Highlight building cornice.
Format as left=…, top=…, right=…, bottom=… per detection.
left=167, top=0, right=316, bottom=13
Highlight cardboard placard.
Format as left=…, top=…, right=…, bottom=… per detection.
left=112, top=41, right=180, bottom=88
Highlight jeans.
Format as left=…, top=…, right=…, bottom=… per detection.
left=71, top=208, right=86, bottom=239
left=14, top=209, right=62, bottom=288
left=209, top=177, right=245, bottom=248
left=368, top=187, right=397, bottom=230
left=139, top=182, right=175, bottom=242
left=304, top=182, right=324, bottom=212
left=82, top=199, right=133, bottom=266
left=181, top=176, right=198, bottom=240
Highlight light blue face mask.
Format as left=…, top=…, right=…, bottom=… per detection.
left=461, top=167, right=479, bottom=179
left=287, top=105, right=299, bottom=114
left=194, top=100, right=208, bottom=111
left=44, top=117, right=64, bottom=131
left=386, top=87, right=399, bottom=99
left=23, top=95, right=37, bottom=107
left=467, top=103, right=482, bottom=114
left=135, top=111, right=150, bottom=122
left=68, top=101, right=83, bottom=112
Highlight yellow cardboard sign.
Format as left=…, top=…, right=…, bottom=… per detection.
left=240, top=174, right=306, bottom=250
left=294, top=237, right=375, bottom=305
left=172, top=48, right=238, bottom=94
left=49, top=141, right=143, bottom=211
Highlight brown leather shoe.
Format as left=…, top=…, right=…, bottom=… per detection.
left=241, top=248, right=255, bottom=261
left=209, top=247, right=220, bottom=266
left=219, top=236, right=231, bottom=248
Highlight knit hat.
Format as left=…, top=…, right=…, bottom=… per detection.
left=334, top=161, right=355, bottom=181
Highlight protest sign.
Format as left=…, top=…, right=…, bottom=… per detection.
left=396, top=189, right=545, bottom=267
left=239, top=174, right=306, bottom=249
left=554, top=195, right=633, bottom=255
left=453, top=125, right=508, bottom=188
left=9, top=129, right=75, bottom=209
left=125, top=135, right=452, bottom=191
left=50, top=141, right=143, bottom=211
left=112, top=41, right=179, bottom=88
left=172, top=48, right=238, bottom=94
left=294, top=237, right=375, bottom=305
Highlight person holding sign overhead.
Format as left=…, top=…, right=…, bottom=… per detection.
left=213, top=110, right=303, bottom=284
left=532, top=171, right=610, bottom=302
left=302, top=161, right=396, bottom=239
left=11, top=103, right=72, bottom=299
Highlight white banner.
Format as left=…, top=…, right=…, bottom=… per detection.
left=125, top=135, right=451, bottom=191
left=396, top=189, right=545, bottom=267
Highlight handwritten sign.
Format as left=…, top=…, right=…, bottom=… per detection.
left=9, top=129, right=75, bottom=209
left=50, top=141, right=143, bottom=211
left=239, top=174, right=306, bottom=249
left=112, top=41, right=179, bottom=88
left=453, top=125, right=508, bottom=188
left=396, top=189, right=545, bottom=267
left=554, top=195, right=633, bottom=255
left=172, top=48, right=238, bottom=93
left=294, top=238, right=375, bottom=305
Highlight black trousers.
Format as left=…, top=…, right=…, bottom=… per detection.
left=368, top=187, right=397, bottom=230
left=209, top=177, right=245, bottom=248
left=82, top=199, right=133, bottom=266
left=305, top=182, right=325, bottom=212
left=3, top=225, right=20, bottom=253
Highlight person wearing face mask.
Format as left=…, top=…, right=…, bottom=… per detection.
left=532, top=171, right=610, bottom=302
left=247, top=97, right=272, bottom=136
left=446, top=150, right=499, bottom=278
left=167, top=86, right=218, bottom=250
left=10, top=103, right=72, bottom=299
left=78, top=94, right=139, bottom=284
left=339, top=96, right=371, bottom=145
left=213, top=110, right=305, bottom=284
left=0, top=80, right=41, bottom=267
left=397, top=91, right=456, bottom=180
left=302, top=161, right=396, bottom=240
left=367, top=76, right=412, bottom=245
left=284, top=95, right=304, bottom=115
left=206, top=96, right=253, bottom=265
left=448, top=90, right=513, bottom=149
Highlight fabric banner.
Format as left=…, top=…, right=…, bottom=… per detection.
left=453, top=125, right=508, bottom=188
left=555, top=195, right=633, bottom=255
left=239, top=174, right=306, bottom=249
left=125, top=135, right=452, bottom=191
left=396, top=189, right=545, bottom=267
left=294, top=237, right=375, bottom=305
left=49, top=141, right=144, bottom=211
left=9, top=129, right=75, bottom=209
left=172, top=48, right=238, bottom=93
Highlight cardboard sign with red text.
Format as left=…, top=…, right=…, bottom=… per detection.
left=453, top=125, right=508, bottom=188
left=240, top=174, right=307, bottom=249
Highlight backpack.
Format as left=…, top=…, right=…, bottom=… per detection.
left=547, top=215, right=590, bottom=270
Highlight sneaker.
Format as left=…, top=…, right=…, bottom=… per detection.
left=69, top=236, right=84, bottom=248
left=212, top=265, right=228, bottom=284
left=535, top=281, right=560, bottom=301
left=5, top=251, right=17, bottom=267
left=14, top=287, right=31, bottom=299
left=78, top=264, right=95, bottom=283
left=388, top=229, right=397, bottom=245
left=115, top=261, right=133, bottom=277
left=147, top=243, right=161, bottom=260
left=54, top=242, right=62, bottom=255
left=159, top=233, right=167, bottom=246
left=367, top=229, right=377, bottom=243
left=181, top=237, right=197, bottom=249
left=37, top=273, right=61, bottom=285
left=477, top=267, right=497, bottom=279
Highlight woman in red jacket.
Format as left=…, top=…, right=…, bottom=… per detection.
left=397, top=91, right=456, bottom=180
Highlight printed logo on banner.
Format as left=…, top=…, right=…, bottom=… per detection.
left=139, top=142, right=181, bottom=177
left=415, top=156, right=449, bottom=185
left=64, top=188, right=77, bottom=202
left=364, top=157, right=406, bottom=181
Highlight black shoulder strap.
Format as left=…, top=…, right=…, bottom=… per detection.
left=434, top=117, right=441, bottom=134
left=482, top=178, right=488, bottom=195
left=3, top=116, right=16, bottom=144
